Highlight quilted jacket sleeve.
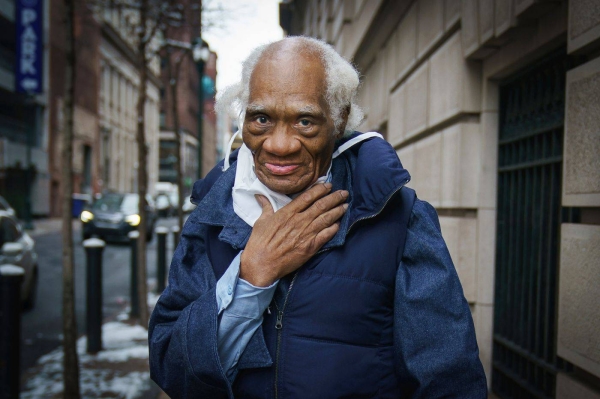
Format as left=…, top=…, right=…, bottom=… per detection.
left=394, top=199, right=488, bottom=398
left=148, top=210, right=232, bottom=399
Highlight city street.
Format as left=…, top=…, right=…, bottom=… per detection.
left=20, top=217, right=180, bottom=374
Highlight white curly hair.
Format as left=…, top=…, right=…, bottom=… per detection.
left=215, top=36, right=363, bottom=137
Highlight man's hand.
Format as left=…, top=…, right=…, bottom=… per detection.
left=240, top=183, right=349, bottom=287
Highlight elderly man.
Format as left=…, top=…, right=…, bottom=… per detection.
left=149, top=37, right=487, bottom=398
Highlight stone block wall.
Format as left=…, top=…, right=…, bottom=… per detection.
left=568, top=0, right=600, bottom=53
left=555, top=4, right=600, bottom=392
left=563, top=57, right=600, bottom=207
left=557, top=224, right=600, bottom=379
left=557, top=373, right=600, bottom=399
left=556, top=1, right=600, bottom=394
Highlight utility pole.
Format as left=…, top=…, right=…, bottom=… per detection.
left=195, top=40, right=205, bottom=180
left=23, top=95, right=35, bottom=230
left=61, top=0, right=81, bottom=396
left=166, top=46, right=185, bottom=231
left=196, top=0, right=204, bottom=179
left=165, top=39, right=210, bottom=223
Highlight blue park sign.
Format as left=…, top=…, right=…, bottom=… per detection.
left=15, top=0, right=44, bottom=94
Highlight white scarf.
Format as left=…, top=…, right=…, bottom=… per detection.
left=223, top=131, right=383, bottom=227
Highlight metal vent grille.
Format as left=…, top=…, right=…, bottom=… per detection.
left=492, top=49, right=573, bottom=399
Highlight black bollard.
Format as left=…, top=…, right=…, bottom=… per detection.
left=128, top=231, right=140, bottom=318
left=83, top=238, right=105, bottom=354
left=171, top=225, right=180, bottom=251
left=156, top=226, right=168, bottom=293
left=0, top=264, right=25, bottom=399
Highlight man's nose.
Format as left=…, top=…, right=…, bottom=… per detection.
left=262, top=124, right=300, bottom=156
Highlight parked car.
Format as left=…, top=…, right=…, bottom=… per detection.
left=182, top=195, right=196, bottom=213
left=155, top=194, right=173, bottom=218
left=168, top=192, right=179, bottom=211
left=0, top=211, right=38, bottom=309
left=81, top=193, right=157, bottom=242
left=0, top=194, right=16, bottom=217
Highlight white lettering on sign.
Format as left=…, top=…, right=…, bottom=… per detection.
left=20, top=8, right=38, bottom=77
left=21, top=78, right=38, bottom=91
left=22, top=25, right=36, bottom=41
left=22, top=8, right=36, bottom=25
left=21, top=58, right=35, bottom=74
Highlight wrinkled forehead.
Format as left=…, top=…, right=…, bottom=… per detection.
left=248, top=47, right=328, bottom=111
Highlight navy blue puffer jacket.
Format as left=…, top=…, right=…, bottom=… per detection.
left=149, top=134, right=487, bottom=398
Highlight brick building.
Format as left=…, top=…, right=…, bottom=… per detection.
left=281, top=0, right=600, bottom=397
left=46, top=0, right=161, bottom=216
left=48, top=0, right=101, bottom=216
left=158, top=0, right=218, bottom=195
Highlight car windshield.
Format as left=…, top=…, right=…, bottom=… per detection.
left=92, top=194, right=139, bottom=214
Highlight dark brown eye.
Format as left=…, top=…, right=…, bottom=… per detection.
left=257, top=116, right=268, bottom=124
left=299, top=119, right=310, bottom=127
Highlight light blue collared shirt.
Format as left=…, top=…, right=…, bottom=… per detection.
left=216, top=251, right=278, bottom=381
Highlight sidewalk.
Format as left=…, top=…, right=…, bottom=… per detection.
left=26, top=217, right=80, bottom=238
left=20, top=291, right=166, bottom=399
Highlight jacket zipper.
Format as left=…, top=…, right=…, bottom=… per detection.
left=346, top=180, right=409, bottom=239
left=273, top=271, right=298, bottom=399
left=271, top=180, right=407, bottom=398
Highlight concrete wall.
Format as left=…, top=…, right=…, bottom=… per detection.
left=288, top=0, right=600, bottom=395
left=557, top=224, right=600, bottom=379
left=555, top=2, right=600, bottom=393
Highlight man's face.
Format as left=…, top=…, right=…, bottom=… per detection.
left=242, top=49, right=343, bottom=195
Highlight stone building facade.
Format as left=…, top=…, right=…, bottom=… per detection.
left=97, top=5, right=160, bottom=196
left=281, top=0, right=600, bottom=397
left=46, top=1, right=161, bottom=216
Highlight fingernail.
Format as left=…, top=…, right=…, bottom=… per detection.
left=341, top=190, right=349, bottom=198
left=343, top=203, right=349, bottom=210
left=324, top=182, right=333, bottom=189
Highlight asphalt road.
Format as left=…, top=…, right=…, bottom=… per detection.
left=20, top=217, right=179, bottom=373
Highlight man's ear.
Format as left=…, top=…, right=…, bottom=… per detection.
left=335, top=105, right=351, bottom=139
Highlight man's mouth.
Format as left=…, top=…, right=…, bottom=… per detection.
left=264, top=163, right=300, bottom=175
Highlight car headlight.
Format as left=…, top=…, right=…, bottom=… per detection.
left=81, top=210, right=94, bottom=223
left=125, top=214, right=141, bottom=226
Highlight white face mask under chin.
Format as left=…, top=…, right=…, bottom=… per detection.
left=225, top=131, right=383, bottom=227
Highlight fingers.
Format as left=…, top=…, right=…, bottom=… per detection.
left=312, top=222, right=341, bottom=251
left=288, top=183, right=333, bottom=212
left=303, top=189, right=349, bottom=219
left=310, top=203, right=348, bottom=231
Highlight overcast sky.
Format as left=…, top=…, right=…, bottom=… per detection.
left=203, top=0, right=284, bottom=93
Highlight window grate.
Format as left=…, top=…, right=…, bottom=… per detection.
left=492, top=49, right=573, bottom=399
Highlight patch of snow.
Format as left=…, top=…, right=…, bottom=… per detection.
left=147, top=291, right=161, bottom=308
left=21, top=321, right=152, bottom=399
left=22, top=369, right=151, bottom=399
left=85, top=345, right=149, bottom=363
left=103, top=322, right=148, bottom=345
